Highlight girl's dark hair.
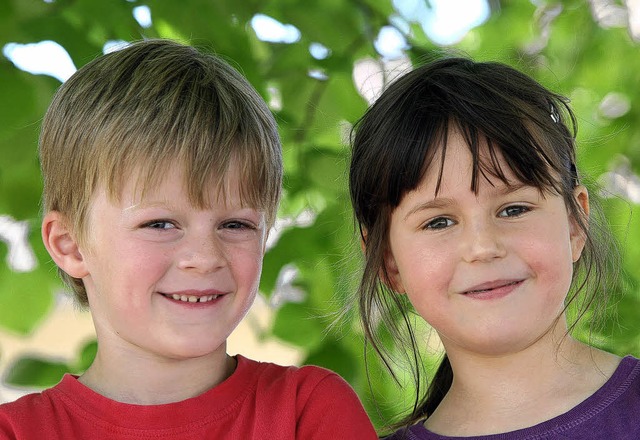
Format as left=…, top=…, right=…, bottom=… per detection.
left=348, top=57, right=619, bottom=430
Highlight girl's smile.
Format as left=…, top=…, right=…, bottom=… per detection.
left=384, top=128, right=588, bottom=357
left=458, top=278, right=525, bottom=299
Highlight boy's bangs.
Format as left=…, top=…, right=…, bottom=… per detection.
left=92, top=88, right=280, bottom=221
left=101, top=134, right=274, bottom=216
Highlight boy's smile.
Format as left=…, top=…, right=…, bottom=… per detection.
left=159, top=289, right=224, bottom=304
left=384, top=128, right=588, bottom=357
left=76, top=165, right=266, bottom=362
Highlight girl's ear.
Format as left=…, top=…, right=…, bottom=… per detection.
left=361, top=227, right=405, bottom=294
left=382, top=248, right=406, bottom=294
left=42, top=211, right=89, bottom=278
left=570, top=185, right=590, bottom=262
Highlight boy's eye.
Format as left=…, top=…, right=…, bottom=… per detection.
left=499, top=205, right=530, bottom=218
left=424, top=217, right=454, bottom=230
left=222, top=220, right=254, bottom=230
left=143, top=220, right=175, bottom=230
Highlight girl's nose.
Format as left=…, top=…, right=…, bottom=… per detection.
left=461, top=220, right=507, bottom=263
left=177, top=234, right=227, bottom=273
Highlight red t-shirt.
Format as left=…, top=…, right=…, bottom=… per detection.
left=0, top=355, right=377, bottom=439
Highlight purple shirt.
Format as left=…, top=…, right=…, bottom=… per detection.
left=386, top=355, right=640, bottom=439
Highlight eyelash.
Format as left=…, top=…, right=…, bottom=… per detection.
left=140, top=219, right=257, bottom=231
left=423, top=205, right=531, bottom=230
left=222, top=220, right=255, bottom=230
left=142, top=219, right=176, bottom=230
left=498, top=205, right=530, bottom=218
left=424, top=217, right=454, bottom=230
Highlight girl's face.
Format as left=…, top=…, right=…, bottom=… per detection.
left=384, top=129, right=588, bottom=357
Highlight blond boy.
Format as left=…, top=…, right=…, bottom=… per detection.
left=0, top=39, right=376, bottom=439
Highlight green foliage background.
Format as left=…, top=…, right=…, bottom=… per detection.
left=1, top=0, right=639, bottom=430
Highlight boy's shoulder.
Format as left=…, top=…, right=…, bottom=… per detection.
left=236, top=354, right=352, bottom=398
left=0, top=355, right=346, bottom=411
left=0, top=355, right=377, bottom=439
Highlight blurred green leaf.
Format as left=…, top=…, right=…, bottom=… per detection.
left=272, top=302, right=325, bottom=348
left=5, top=357, right=69, bottom=388
left=304, top=339, right=358, bottom=383
left=0, top=266, right=55, bottom=334
left=74, top=339, right=97, bottom=373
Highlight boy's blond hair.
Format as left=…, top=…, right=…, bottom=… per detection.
left=39, top=39, right=282, bottom=307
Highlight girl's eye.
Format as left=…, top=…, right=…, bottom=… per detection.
left=424, top=217, right=454, bottom=230
left=499, top=205, right=530, bottom=218
left=143, top=220, right=175, bottom=230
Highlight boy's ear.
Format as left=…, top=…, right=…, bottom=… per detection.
left=42, top=211, right=89, bottom=278
left=570, top=185, right=590, bottom=262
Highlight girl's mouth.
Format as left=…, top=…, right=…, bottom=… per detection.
left=465, top=280, right=522, bottom=295
left=462, top=279, right=525, bottom=299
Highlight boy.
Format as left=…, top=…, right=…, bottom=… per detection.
left=0, top=39, right=376, bottom=439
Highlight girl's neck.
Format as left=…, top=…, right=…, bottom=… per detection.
left=425, top=334, right=621, bottom=437
left=78, top=344, right=235, bottom=405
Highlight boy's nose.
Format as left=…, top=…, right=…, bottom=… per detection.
left=461, top=220, right=506, bottom=263
left=177, top=234, right=227, bottom=273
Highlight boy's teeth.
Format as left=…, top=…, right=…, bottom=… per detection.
left=169, top=294, right=219, bottom=303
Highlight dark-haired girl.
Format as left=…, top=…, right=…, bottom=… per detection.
left=349, top=57, right=640, bottom=439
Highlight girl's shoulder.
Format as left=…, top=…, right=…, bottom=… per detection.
left=384, top=355, right=640, bottom=440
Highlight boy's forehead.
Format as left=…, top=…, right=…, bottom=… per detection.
left=111, top=164, right=255, bottom=209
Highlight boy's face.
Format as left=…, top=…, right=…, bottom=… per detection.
left=78, top=166, right=267, bottom=361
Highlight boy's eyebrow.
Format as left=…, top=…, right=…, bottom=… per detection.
left=123, top=203, right=140, bottom=212
left=122, top=200, right=176, bottom=212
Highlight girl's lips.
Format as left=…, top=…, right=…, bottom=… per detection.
left=461, top=279, right=525, bottom=299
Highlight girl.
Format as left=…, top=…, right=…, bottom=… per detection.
left=349, top=57, right=640, bottom=439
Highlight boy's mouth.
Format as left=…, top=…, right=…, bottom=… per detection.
left=160, top=293, right=221, bottom=303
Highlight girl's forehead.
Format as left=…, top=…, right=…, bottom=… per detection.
left=421, top=131, right=513, bottom=191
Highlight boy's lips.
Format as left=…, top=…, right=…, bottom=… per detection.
left=159, top=290, right=227, bottom=304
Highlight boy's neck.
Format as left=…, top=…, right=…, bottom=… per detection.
left=425, top=331, right=621, bottom=437
left=78, top=346, right=236, bottom=405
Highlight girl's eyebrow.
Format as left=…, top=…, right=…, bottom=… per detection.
left=496, top=182, right=529, bottom=194
left=403, top=183, right=532, bottom=220
left=404, top=198, right=454, bottom=221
